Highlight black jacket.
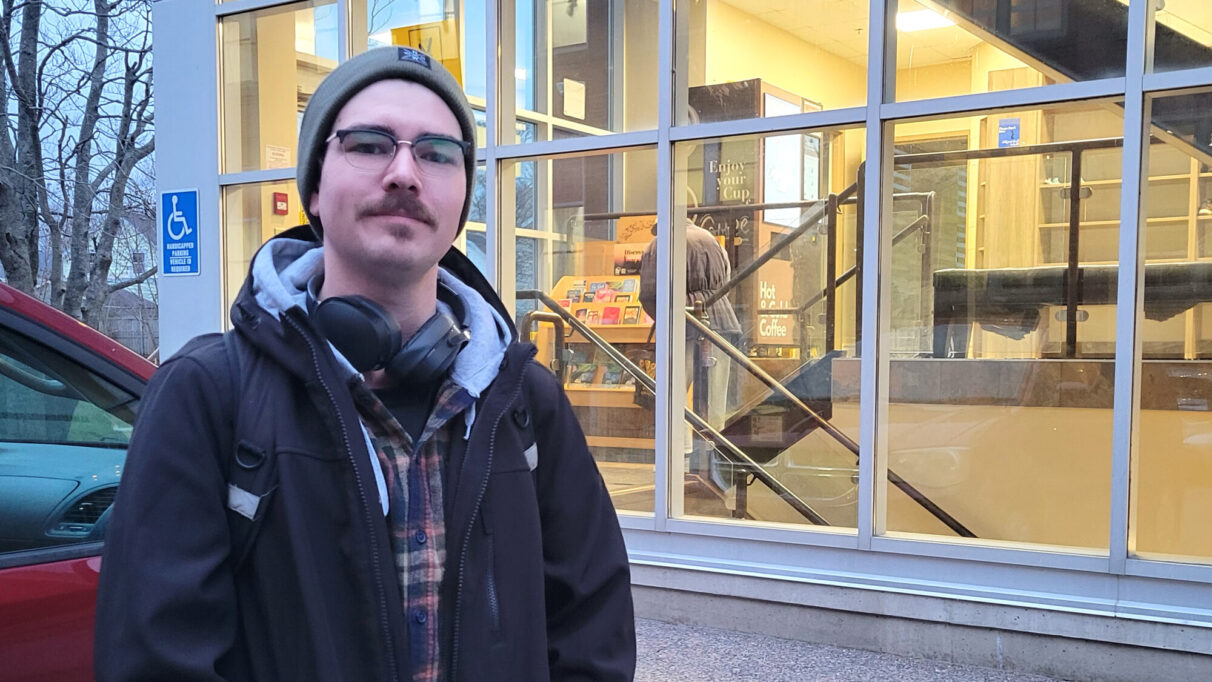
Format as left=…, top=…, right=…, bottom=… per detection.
left=95, top=229, right=636, bottom=681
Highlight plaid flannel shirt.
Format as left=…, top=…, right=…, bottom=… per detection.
left=352, top=379, right=475, bottom=682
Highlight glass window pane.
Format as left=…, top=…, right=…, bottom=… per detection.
left=885, top=102, right=1126, bottom=550
left=671, top=124, right=866, bottom=530
left=502, top=0, right=658, bottom=142
left=501, top=147, right=658, bottom=514
left=1132, top=88, right=1212, bottom=565
left=220, top=1, right=338, bottom=174
left=460, top=162, right=489, bottom=271
left=1150, top=0, right=1212, bottom=73
left=222, top=181, right=305, bottom=316
left=350, top=1, right=488, bottom=102
left=894, top=0, right=1125, bottom=103
left=0, top=328, right=136, bottom=553
left=678, top=0, right=867, bottom=125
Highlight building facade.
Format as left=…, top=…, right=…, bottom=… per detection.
left=154, top=1, right=1212, bottom=677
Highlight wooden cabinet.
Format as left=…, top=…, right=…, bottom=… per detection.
left=534, top=275, right=655, bottom=454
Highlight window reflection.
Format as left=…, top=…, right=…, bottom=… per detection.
left=678, top=0, right=867, bottom=124
left=894, top=0, right=1131, bottom=102
left=222, top=181, right=304, bottom=317
left=503, top=0, right=658, bottom=142
left=1132, top=88, right=1212, bottom=565
left=669, top=125, right=866, bottom=530
left=882, top=102, right=1142, bottom=550
left=502, top=148, right=658, bottom=514
left=220, top=1, right=338, bottom=174
left=1150, top=0, right=1212, bottom=73
left=350, top=1, right=486, bottom=101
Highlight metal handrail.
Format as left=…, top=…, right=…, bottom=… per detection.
left=519, top=311, right=566, bottom=379
left=686, top=316, right=975, bottom=537
left=517, top=288, right=831, bottom=526
left=519, top=288, right=975, bottom=535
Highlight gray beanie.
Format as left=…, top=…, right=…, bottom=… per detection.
left=297, top=46, right=477, bottom=239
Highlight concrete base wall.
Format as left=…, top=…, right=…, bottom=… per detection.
left=633, top=585, right=1212, bottom=682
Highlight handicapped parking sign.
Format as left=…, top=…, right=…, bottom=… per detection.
left=161, top=189, right=199, bottom=276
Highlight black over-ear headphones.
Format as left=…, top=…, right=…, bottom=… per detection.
left=306, top=276, right=470, bottom=384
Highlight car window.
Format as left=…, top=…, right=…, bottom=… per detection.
left=0, top=326, right=138, bottom=555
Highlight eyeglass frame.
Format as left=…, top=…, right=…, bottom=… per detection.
left=324, top=127, right=472, bottom=176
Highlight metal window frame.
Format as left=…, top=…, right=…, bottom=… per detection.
left=183, top=0, right=1212, bottom=599
left=478, top=0, right=1212, bottom=587
left=652, top=0, right=676, bottom=528
left=1109, top=0, right=1153, bottom=579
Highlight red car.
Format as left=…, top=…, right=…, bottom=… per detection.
left=0, top=282, right=155, bottom=682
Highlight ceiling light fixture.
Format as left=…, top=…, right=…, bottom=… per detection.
left=897, top=9, right=955, bottom=33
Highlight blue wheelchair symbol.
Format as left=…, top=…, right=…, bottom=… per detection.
left=165, top=194, right=193, bottom=240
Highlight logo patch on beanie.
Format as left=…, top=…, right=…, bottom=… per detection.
left=397, top=46, right=431, bottom=68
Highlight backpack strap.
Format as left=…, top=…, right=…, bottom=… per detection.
left=221, top=331, right=278, bottom=571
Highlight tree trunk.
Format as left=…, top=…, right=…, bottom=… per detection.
left=60, top=0, right=110, bottom=318
left=0, top=0, right=46, bottom=295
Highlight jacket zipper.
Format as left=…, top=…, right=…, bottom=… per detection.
left=285, top=314, right=400, bottom=681
left=449, top=349, right=533, bottom=681
left=485, top=536, right=500, bottom=633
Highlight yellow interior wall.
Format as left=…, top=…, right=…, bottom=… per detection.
left=970, top=43, right=1033, bottom=93
left=623, top=0, right=660, bottom=132
left=255, top=13, right=298, bottom=172
left=1136, top=410, right=1212, bottom=559
left=703, top=0, right=865, bottom=110
left=892, top=49, right=1044, bottom=275
left=896, top=60, right=971, bottom=103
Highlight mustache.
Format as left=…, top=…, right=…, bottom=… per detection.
left=359, top=195, right=435, bottom=225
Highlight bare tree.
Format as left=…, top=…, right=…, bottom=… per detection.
left=0, top=0, right=154, bottom=328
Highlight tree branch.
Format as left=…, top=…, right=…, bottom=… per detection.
left=107, top=264, right=156, bottom=293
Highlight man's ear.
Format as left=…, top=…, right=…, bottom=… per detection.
left=309, top=191, right=321, bottom=217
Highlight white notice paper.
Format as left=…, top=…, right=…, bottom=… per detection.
left=563, top=78, right=586, bottom=120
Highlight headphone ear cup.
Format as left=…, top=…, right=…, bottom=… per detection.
left=385, top=310, right=468, bottom=384
left=312, top=296, right=403, bottom=372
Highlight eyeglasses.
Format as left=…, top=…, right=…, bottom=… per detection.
left=325, top=128, right=471, bottom=177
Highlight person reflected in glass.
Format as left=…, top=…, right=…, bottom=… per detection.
left=639, top=217, right=742, bottom=486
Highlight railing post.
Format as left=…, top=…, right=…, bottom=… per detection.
left=733, top=468, right=748, bottom=519
left=826, top=192, right=840, bottom=353
left=854, top=172, right=865, bottom=357
left=1067, top=150, right=1084, bottom=358
left=691, top=301, right=711, bottom=478
left=921, top=192, right=935, bottom=352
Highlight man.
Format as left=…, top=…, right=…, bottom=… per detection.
left=96, top=47, right=635, bottom=681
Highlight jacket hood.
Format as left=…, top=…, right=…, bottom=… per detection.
left=237, top=223, right=515, bottom=381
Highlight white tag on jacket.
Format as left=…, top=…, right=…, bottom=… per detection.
left=523, top=443, right=538, bottom=471
left=227, top=484, right=262, bottom=520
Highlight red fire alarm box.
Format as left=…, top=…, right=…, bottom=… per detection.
left=273, top=192, right=289, bottom=215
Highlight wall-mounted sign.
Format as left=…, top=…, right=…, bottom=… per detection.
left=998, top=117, right=1021, bottom=148
left=161, top=189, right=199, bottom=277
left=272, top=192, right=289, bottom=215
left=756, top=260, right=795, bottom=344
left=265, top=144, right=291, bottom=169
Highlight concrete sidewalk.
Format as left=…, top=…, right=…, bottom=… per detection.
left=636, top=618, right=1062, bottom=682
